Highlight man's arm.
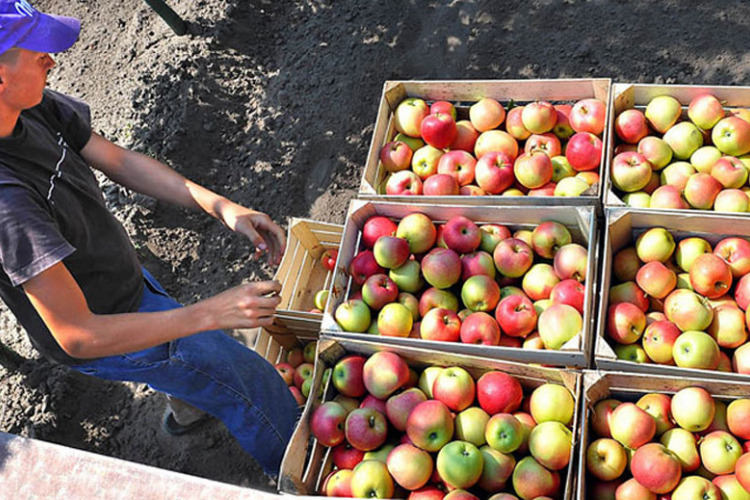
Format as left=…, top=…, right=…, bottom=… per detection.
left=80, top=133, right=285, bottom=264
left=23, top=261, right=281, bottom=359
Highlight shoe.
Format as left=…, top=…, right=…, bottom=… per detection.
left=162, top=410, right=211, bottom=436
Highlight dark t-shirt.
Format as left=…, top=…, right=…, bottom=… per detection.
left=0, top=89, right=144, bottom=365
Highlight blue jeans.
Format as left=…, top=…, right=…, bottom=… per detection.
left=69, top=268, right=299, bottom=476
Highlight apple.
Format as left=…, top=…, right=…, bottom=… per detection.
left=345, top=407, right=388, bottom=451
left=363, top=351, right=410, bottom=399
left=522, top=101, right=557, bottom=134
left=727, top=399, right=750, bottom=441
left=615, top=109, right=649, bottom=144
left=412, top=145, right=444, bottom=179
left=552, top=243, right=588, bottom=282
left=461, top=275, right=500, bottom=312
left=637, top=393, right=675, bottom=436
left=610, top=281, right=649, bottom=312
left=423, top=174, right=460, bottom=196
left=611, top=151, right=652, bottom=192
left=610, top=402, right=657, bottom=449
left=431, top=100, right=457, bottom=119
left=494, top=238, right=534, bottom=279
left=690, top=253, right=732, bottom=299
left=661, top=161, right=697, bottom=190
left=712, top=156, right=748, bottom=189
left=432, top=366, right=476, bottom=412
left=672, top=387, right=715, bottom=432
left=613, top=247, right=642, bottom=282
left=332, top=441, right=365, bottom=470
left=715, top=189, right=750, bottom=212
left=417, top=366, right=442, bottom=399
left=586, top=438, right=628, bottom=481
left=522, top=263, right=560, bottom=301
left=479, top=224, right=511, bottom=254
left=531, top=221, right=572, bottom=259
left=275, top=362, right=296, bottom=386
left=474, top=129, right=519, bottom=160
left=362, top=273, right=399, bottom=310
left=506, top=105, right=531, bottom=140
left=703, top=400, right=730, bottom=434
left=406, top=400, right=455, bottom=452
left=514, top=151, right=553, bottom=189
left=661, top=427, right=701, bottom=473
left=607, top=302, right=646, bottom=344
left=422, top=248, right=461, bottom=289
left=333, top=355, right=366, bottom=398
left=335, top=299, right=372, bottom=333
left=443, top=216, right=481, bottom=254
left=663, top=121, right=704, bottom=160
left=396, top=213, right=437, bottom=254
left=325, top=469, right=353, bottom=497
left=496, top=295, right=537, bottom=338
left=529, top=383, right=575, bottom=425
left=349, top=250, right=386, bottom=287
left=671, top=476, right=721, bottom=500
left=691, top=145, right=722, bottom=173
left=650, top=185, right=689, bottom=209
left=314, top=290, right=330, bottom=311
left=708, top=305, right=747, bottom=348
left=386, top=170, right=423, bottom=195
left=461, top=251, right=496, bottom=280
left=736, top=343, right=750, bottom=375
left=638, top=136, right=674, bottom=170
left=566, top=132, right=603, bottom=172
left=395, top=132, right=425, bottom=151
left=476, top=371, right=523, bottom=415
left=614, top=343, right=649, bottom=363
left=643, top=320, right=682, bottom=364
left=418, top=288, right=459, bottom=317
left=736, top=274, right=750, bottom=310
left=550, top=155, right=575, bottom=182
left=672, top=331, right=720, bottom=370
left=445, top=122, right=479, bottom=157
left=525, top=132, right=562, bottom=158
left=684, top=173, right=723, bottom=209
left=528, top=421, right=571, bottom=470
left=436, top=441, right=484, bottom=490
left=438, top=150, right=477, bottom=186
left=676, top=237, right=713, bottom=272
left=311, top=401, right=348, bottom=447
left=395, top=98, right=430, bottom=137
left=387, top=443, right=434, bottom=491
left=637, top=227, right=676, bottom=263
left=460, top=312, right=500, bottom=345
left=362, top=442, right=394, bottom=463
left=738, top=453, right=750, bottom=493
left=470, top=97, right=505, bottom=132
left=624, top=192, right=651, bottom=208
left=475, top=152, right=514, bottom=194
left=549, top=278, right=585, bottom=313
left=477, top=445, right=515, bottom=493
left=645, top=95, right=682, bottom=133
left=637, top=261, right=677, bottom=299
left=712, top=116, right=750, bottom=157
left=571, top=98, right=606, bottom=134
left=712, top=474, right=750, bottom=500
left=420, top=308, right=461, bottom=342
left=631, top=443, right=683, bottom=494
left=700, top=431, right=742, bottom=475
left=390, top=260, right=424, bottom=294
left=363, top=217, right=398, bottom=249
left=450, top=406, right=490, bottom=448
left=592, top=399, right=621, bottom=438
left=409, top=486, right=446, bottom=500
left=538, top=303, right=582, bottom=350
left=485, top=413, right=523, bottom=454
left=616, top=478, right=656, bottom=500
left=351, top=460, right=395, bottom=499
left=665, top=289, right=714, bottom=331
left=378, top=303, right=413, bottom=337
left=381, top=141, right=414, bottom=172
left=513, top=456, right=561, bottom=500
left=689, top=94, right=725, bottom=130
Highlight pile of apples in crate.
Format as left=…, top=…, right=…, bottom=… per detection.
left=276, top=341, right=318, bottom=404
left=380, top=96, right=606, bottom=197
left=333, top=212, right=588, bottom=351
left=606, top=227, right=750, bottom=373
left=586, top=387, right=750, bottom=499
left=312, top=350, right=576, bottom=500
left=612, top=93, right=750, bottom=211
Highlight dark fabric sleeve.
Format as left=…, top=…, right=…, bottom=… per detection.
left=40, top=89, right=93, bottom=152
left=0, top=183, right=76, bottom=286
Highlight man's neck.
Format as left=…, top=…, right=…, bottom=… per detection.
left=0, top=105, right=20, bottom=138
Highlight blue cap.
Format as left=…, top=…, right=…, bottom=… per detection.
left=0, top=1, right=80, bottom=55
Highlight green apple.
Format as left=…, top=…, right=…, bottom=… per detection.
left=436, top=441, right=484, bottom=489
left=455, top=407, right=490, bottom=447
left=528, top=421, right=572, bottom=470
left=529, top=383, right=575, bottom=425
left=478, top=445, right=515, bottom=493
left=661, top=427, right=700, bottom=472
left=351, top=460, right=395, bottom=499
left=485, top=413, right=523, bottom=454
left=645, top=95, right=682, bottom=133
left=672, top=331, right=720, bottom=370
left=671, top=387, right=715, bottom=432
left=671, top=476, right=721, bottom=500
left=418, top=366, right=443, bottom=398
left=363, top=443, right=395, bottom=464
left=691, top=146, right=723, bottom=173
left=663, top=121, right=704, bottom=160
left=314, top=289, right=329, bottom=311
left=699, top=430, right=742, bottom=475
left=335, top=299, right=371, bottom=332
left=636, top=227, right=675, bottom=263
left=390, top=260, right=424, bottom=294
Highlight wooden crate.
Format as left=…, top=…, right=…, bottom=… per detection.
left=321, top=200, right=599, bottom=368
left=577, top=370, right=750, bottom=500
left=271, top=218, right=344, bottom=340
left=595, top=207, right=750, bottom=381
left=604, top=82, right=750, bottom=214
left=360, top=79, right=611, bottom=209
left=279, top=337, right=582, bottom=499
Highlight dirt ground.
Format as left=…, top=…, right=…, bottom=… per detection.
left=3, top=0, right=750, bottom=491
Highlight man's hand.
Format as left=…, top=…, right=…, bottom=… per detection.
left=219, top=203, right=286, bottom=266
left=204, top=280, right=283, bottom=331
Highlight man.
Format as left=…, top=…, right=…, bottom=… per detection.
left=0, top=1, right=299, bottom=478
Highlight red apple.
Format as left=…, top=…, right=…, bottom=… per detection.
left=421, top=113, right=458, bottom=149
left=615, top=109, right=649, bottom=144
left=570, top=98, right=606, bottom=135
left=514, top=151, right=553, bottom=189
left=381, top=140, right=414, bottom=172
left=423, top=173, right=460, bottom=196
left=495, top=295, right=537, bottom=338
left=420, top=308, right=461, bottom=342
left=386, top=170, right=423, bottom=195
left=437, top=150, right=477, bottom=187
left=311, top=401, right=348, bottom=447
left=690, top=253, right=732, bottom=299
left=522, top=101, right=557, bottom=134
left=363, top=216, right=398, bottom=249
left=475, top=151, right=514, bottom=194
left=460, top=312, right=501, bottom=345
left=450, top=120, right=480, bottom=152
left=494, top=238, right=534, bottom=278
left=506, top=106, right=531, bottom=140
left=550, top=279, right=585, bottom=314
left=476, top=371, right=523, bottom=415
left=469, top=97, right=506, bottom=132
left=566, top=132, right=603, bottom=172
left=525, top=133, right=562, bottom=158
left=443, top=216, right=481, bottom=254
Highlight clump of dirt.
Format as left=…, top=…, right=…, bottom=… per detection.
left=3, top=0, right=750, bottom=490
